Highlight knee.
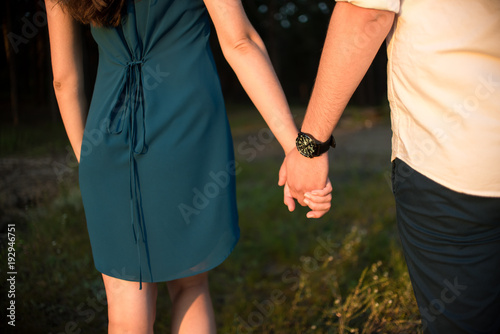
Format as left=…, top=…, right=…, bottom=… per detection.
left=108, top=317, right=155, bottom=334
left=107, top=300, right=156, bottom=334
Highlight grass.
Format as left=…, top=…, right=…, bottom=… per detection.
left=0, top=104, right=422, bottom=333
left=0, top=122, right=69, bottom=158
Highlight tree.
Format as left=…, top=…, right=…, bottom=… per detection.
left=2, top=0, right=19, bottom=125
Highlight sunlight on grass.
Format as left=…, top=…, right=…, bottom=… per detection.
left=0, top=105, right=422, bottom=333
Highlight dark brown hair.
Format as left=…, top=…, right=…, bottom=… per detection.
left=56, top=0, right=126, bottom=27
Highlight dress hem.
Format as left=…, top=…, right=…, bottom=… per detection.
left=94, top=234, right=239, bottom=283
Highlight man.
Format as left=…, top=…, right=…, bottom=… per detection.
left=279, top=1, right=500, bottom=332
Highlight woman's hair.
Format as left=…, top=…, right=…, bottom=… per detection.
left=56, top=0, right=126, bottom=27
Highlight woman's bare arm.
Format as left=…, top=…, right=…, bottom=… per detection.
left=204, top=0, right=332, bottom=217
left=204, top=0, right=298, bottom=155
left=45, top=0, right=87, bottom=162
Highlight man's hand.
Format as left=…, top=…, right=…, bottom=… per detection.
left=280, top=175, right=332, bottom=218
left=279, top=148, right=330, bottom=213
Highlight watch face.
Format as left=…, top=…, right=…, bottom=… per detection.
left=296, top=133, right=316, bottom=158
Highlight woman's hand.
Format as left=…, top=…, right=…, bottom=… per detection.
left=304, top=179, right=332, bottom=218
left=280, top=158, right=332, bottom=219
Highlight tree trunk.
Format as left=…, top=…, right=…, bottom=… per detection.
left=2, top=0, right=19, bottom=125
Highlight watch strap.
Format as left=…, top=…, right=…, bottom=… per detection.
left=315, top=134, right=336, bottom=155
left=299, top=131, right=336, bottom=157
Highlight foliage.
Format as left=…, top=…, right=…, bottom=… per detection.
left=1, top=0, right=386, bottom=125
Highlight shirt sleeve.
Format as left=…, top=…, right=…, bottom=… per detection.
left=335, top=0, right=400, bottom=13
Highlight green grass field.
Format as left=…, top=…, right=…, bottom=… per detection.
left=0, top=105, right=422, bottom=333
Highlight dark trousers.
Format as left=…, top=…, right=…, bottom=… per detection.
left=392, top=158, right=500, bottom=334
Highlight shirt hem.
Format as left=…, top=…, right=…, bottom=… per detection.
left=392, top=155, right=500, bottom=198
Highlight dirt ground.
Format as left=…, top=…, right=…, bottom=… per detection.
left=0, top=114, right=393, bottom=243
left=0, top=153, right=78, bottom=237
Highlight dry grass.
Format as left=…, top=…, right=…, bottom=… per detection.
left=0, top=105, right=423, bottom=333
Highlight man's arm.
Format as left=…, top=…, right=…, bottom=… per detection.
left=280, top=2, right=395, bottom=208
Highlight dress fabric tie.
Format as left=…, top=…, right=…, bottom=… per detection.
left=107, top=59, right=151, bottom=289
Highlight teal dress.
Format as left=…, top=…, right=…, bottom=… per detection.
left=79, top=0, right=239, bottom=286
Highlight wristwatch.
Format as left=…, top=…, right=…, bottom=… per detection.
left=296, top=131, right=336, bottom=158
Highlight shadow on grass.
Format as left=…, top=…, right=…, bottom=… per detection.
left=0, top=105, right=422, bottom=333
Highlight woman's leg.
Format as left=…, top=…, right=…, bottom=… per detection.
left=102, top=274, right=158, bottom=334
left=167, top=272, right=216, bottom=334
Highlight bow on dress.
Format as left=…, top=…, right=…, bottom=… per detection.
left=106, top=58, right=152, bottom=289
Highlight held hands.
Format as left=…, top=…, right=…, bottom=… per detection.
left=278, top=148, right=332, bottom=218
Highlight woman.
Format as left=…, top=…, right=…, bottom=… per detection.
left=46, top=0, right=332, bottom=332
